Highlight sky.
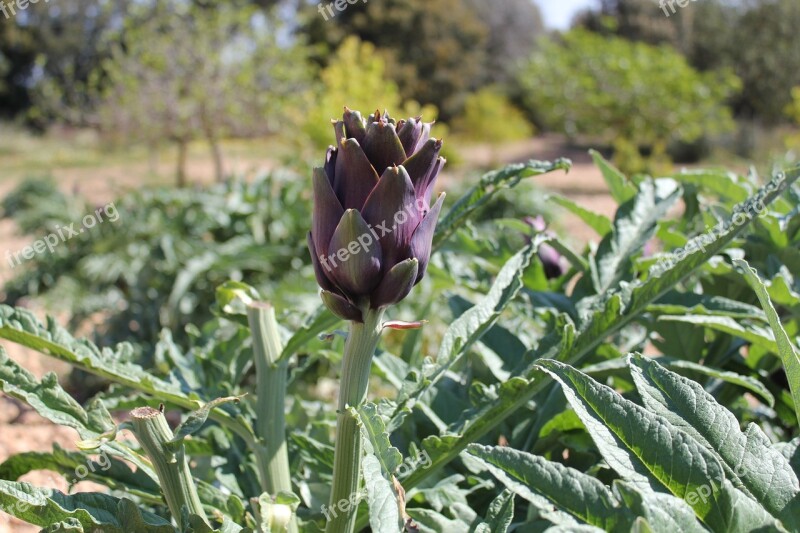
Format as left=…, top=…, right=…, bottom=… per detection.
left=535, top=0, right=597, bottom=30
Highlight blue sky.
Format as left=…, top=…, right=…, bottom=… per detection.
left=535, top=0, right=597, bottom=29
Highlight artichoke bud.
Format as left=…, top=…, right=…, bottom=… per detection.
left=308, top=107, right=446, bottom=322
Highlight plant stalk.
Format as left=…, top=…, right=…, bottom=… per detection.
left=248, top=302, right=297, bottom=533
left=129, top=406, right=209, bottom=530
left=326, top=308, right=384, bottom=533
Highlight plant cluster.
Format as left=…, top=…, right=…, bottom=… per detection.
left=0, top=111, right=799, bottom=532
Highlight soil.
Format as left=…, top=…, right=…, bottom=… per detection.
left=0, top=135, right=614, bottom=532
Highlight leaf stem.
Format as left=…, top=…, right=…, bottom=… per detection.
left=326, top=308, right=384, bottom=533
left=129, top=406, right=209, bottom=530
left=247, top=302, right=298, bottom=533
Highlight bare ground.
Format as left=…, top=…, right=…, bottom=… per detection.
left=0, top=135, right=613, bottom=531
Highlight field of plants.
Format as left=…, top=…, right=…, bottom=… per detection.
left=1, top=1, right=800, bottom=532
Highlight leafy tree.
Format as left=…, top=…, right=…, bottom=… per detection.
left=299, top=36, right=438, bottom=152
left=301, top=0, right=488, bottom=120
left=0, top=0, right=131, bottom=123
left=465, top=0, right=545, bottom=84
left=451, top=87, right=533, bottom=144
left=733, top=0, right=800, bottom=121
left=517, top=29, right=739, bottom=150
left=93, top=3, right=311, bottom=185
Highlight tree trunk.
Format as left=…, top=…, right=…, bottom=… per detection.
left=210, top=138, right=224, bottom=183
left=176, top=139, right=188, bottom=187
left=205, top=127, right=224, bottom=183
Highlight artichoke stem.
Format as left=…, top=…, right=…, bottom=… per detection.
left=248, top=302, right=298, bottom=533
left=326, top=308, right=385, bottom=533
left=129, top=406, right=209, bottom=530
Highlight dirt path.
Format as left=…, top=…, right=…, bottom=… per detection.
left=0, top=135, right=615, bottom=531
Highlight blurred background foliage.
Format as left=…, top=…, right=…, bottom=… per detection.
left=2, top=0, right=800, bottom=358
left=0, top=0, right=797, bottom=179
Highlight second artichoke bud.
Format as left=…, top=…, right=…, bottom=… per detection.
left=308, top=108, right=446, bottom=322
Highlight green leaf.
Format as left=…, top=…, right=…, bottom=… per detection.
left=536, top=359, right=783, bottom=532
left=400, top=166, right=800, bottom=493
left=590, top=150, right=636, bottom=204
left=668, top=169, right=751, bottom=203
left=433, top=158, right=571, bottom=248
left=354, top=403, right=404, bottom=533
left=580, top=356, right=775, bottom=407
left=628, top=354, right=800, bottom=528
left=546, top=193, right=613, bottom=237
left=0, top=445, right=160, bottom=503
left=0, top=480, right=174, bottom=532
left=735, top=259, right=800, bottom=426
left=279, top=305, right=340, bottom=361
left=391, top=240, right=541, bottom=427
left=400, top=325, right=575, bottom=491
left=648, top=291, right=767, bottom=320
left=474, top=490, right=515, bottom=533
left=0, top=347, right=155, bottom=478
left=467, top=444, right=632, bottom=530
left=0, top=305, right=256, bottom=446
left=592, top=178, right=681, bottom=294
left=658, top=314, right=779, bottom=352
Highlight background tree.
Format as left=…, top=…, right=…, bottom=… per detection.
left=301, top=0, right=488, bottom=120
left=299, top=36, right=438, bottom=152
left=517, top=29, right=739, bottom=152
left=93, top=2, right=311, bottom=185
left=0, top=0, right=131, bottom=124
left=465, top=0, right=545, bottom=84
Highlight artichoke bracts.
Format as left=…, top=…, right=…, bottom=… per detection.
left=308, top=108, right=446, bottom=321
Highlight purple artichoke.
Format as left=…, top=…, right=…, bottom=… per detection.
left=308, top=108, right=446, bottom=322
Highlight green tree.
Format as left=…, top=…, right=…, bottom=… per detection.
left=93, top=3, right=311, bottom=185
left=302, top=0, right=488, bottom=120
left=299, top=36, right=438, bottom=152
left=517, top=29, right=739, bottom=150
left=465, top=0, right=545, bottom=84
left=452, top=87, right=533, bottom=144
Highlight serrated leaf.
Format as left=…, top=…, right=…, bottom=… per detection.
left=0, top=305, right=255, bottom=444
left=400, top=166, right=800, bottom=493
left=592, top=179, right=681, bottom=294
left=434, top=158, right=571, bottom=248
left=735, top=259, right=800, bottom=426
left=658, top=314, right=778, bottom=352
left=354, top=404, right=402, bottom=475
left=628, top=354, right=800, bottom=529
left=0, top=480, right=174, bottom=532
left=0, top=445, right=160, bottom=502
left=590, top=150, right=636, bottom=204
left=474, top=490, right=514, bottom=533
left=546, top=193, right=613, bottom=238
left=353, top=403, right=404, bottom=533
left=467, top=444, right=633, bottom=530
left=648, top=291, right=767, bottom=320
left=535, top=359, right=783, bottom=532
left=391, top=240, right=541, bottom=427
left=0, top=347, right=155, bottom=478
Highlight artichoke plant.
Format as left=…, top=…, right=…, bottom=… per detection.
left=308, top=107, right=446, bottom=322
left=308, top=108, right=445, bottom=533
